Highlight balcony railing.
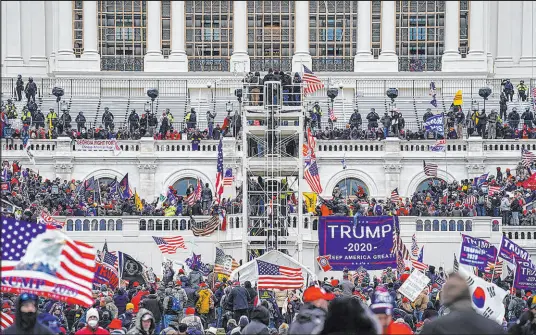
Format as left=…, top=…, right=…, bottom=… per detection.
left=250, top=57, right=292, bottom=72
left=188, top=58, right=230, bottom=72
left=101, top=55, right=144, bottom=72
left=398, top=56, right=442, bottom=72
left=312, top=57, right=354, bottom=72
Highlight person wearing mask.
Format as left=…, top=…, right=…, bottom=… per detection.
left=206, top=110, right=216, bottom=139
left=58, top=110, right=72, bottom=134
left=517, top=80, right=528, bottom=102
left=186, top=108, right=197, bottom=129
left=420, top=273, right=505, bottom=334
left=370, top=288, right=412, bottom=335
left=366, top=108, right=379, bottom=131
left=349, top=108, right=362, bottom=131
left=508, top=107, right=521, bottom=131
left=16, top=74, right=24, bottom=101
left=522, top=107, right=534, bottom=128
left=503, top=79, right=514, bottom=102
left=128, top=109, right=140, bottom=135
left=24, top=77, right=37, bottom=103
left=118, top=303, right=135, bottom=330
left=289, top=286, right=334, bottom=335
left=3, top=293, right=56, bottom=335
left=241, top=306, right=270, bottom=335
left=127, top=308, right=156, bottom=335
left=75, top=308, right=110, bottom=335
left=102, top=107, right=115, bottom=132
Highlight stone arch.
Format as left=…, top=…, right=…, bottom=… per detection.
left=161, top=169, right=214, bottom=195
left=324, top=169, right=379, bottom=197
left=405, top=169, right=456, bottom=196
left=82, top=168, right=124, bottom=182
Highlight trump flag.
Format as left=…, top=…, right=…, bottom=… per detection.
left=1, top=218, right=97, bottom=307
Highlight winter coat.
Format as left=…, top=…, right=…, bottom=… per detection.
left=288, top=303, right=327, bottom=335
left=340, top=279, right=354, bottom=297
left=142, top=294, right=163, bottom=323
left=242, top=306, right=270, bottom=335
left=114, top=289, right=129, bottom=315
left=188, top=270, right=203, bottom=287
left=228, top=286, right=251, bottom=311
left=132, top=290, right=149, bottom=313
left=196, top=288, right=213, bottom=314
left=119, top=311, right=134, bottom=330
left=3, top=295, right=56, bottom=335
left=127, top=308, right=155, bottom=335
left=420, top=301, right=504, bottom=335
left=75, top=326, right=110, bottom=334
left=184, top=286, right=197, bottom=308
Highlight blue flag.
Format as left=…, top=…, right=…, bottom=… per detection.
left=119, top=174, right=130, bottom=200
left=418, top=246, right=424, bottom=262
left=85, top=176, right=95, bottom=192
left=423, top=114, right=444, bottom=136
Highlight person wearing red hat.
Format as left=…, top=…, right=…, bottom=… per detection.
left=106, top=318, right=122, bottom=332
left=180, top=307, right=204, bottom=334
left=288, top=286, right=334, bottom=334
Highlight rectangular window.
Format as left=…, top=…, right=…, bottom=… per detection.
left=161, top=0, right=171, bottom=57
left=73, top=1, right=84, bottom=57
left=459, top=0, right=469, bottom=57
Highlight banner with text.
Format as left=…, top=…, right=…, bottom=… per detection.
left=93, top=263, right=119, bottom=290
left=398, top=269, right=431, bottom=301
left=75, top=139, right=122, bottom=156
left=499, top=236, right=534, bottom=268
left=423, top=114, right=444, bottom=136
left=459, top=234, right=497, bottom=271
left=318, top=216, right=397, bottom=270
left=514, top=260, right=536, bottom=289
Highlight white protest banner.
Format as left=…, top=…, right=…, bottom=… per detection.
left=398, top=269, right=431, bottom=301
left=75, top=139, right=122, bottom=156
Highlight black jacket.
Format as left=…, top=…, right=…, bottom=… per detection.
left=420, top=302, right=505, bottom=335
left=3, top=296, right=55, bottom=335
left=141, top=294, right=163, bottom=323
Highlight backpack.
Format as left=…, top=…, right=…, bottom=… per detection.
left=171, top=296, right=182, bottom=312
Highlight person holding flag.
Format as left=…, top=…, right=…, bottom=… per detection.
left=2, top=293, right=56, bottom=335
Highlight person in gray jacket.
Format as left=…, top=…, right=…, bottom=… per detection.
left=188, top=265, right=203, bottom=288
left=241, top=306, right=270, bottom=335
left=207, top=110, right=216, bottom=139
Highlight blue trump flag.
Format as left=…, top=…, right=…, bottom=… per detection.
left=318, top=216, right=397, bottom=270
left=459, top=234, right=497, bottom=271
left=423, top=114, right=444, bottom=136
left=119, top=174, right=130, bottom=200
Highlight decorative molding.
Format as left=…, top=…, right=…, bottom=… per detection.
left=54, top=163, right=73, bottom=173
left=383, top=163, right=402, bottom=173
left=465, top=163, right=486, bottom=174
left=137, top=163, right=158, bottom=173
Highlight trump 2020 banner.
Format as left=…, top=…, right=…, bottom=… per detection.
left=318, top=216, right=397, bottom=270
left=93, top=263, right=119, bottom=290
left=459, top=234, right=497, bottom=271
left=514, top=260, right=536, bottom=290
left=498, top=236, right=534, bottom=265
left=1, top=218, right=97, bottom=307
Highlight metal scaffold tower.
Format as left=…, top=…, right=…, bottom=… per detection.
left=240, top=80, right=304, bottom=262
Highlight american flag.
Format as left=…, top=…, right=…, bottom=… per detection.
left=223, top=168, right=234, bottom=186
left=464, top=195, right=477, bottom=206
left=152, top=236, right=186, bottom=254
left=1, top=218, right=97, bottom=307
left=304, top=160, right=322, bottom=194
left=191, top=215, right=220, bottom=237
left=488, top=185, right=501, bottom=196
left=485, top=260, right=503, bottom=275
left=302, top=65, right=324, bottom=96
left=411, top=234, right=419, bottom=258
left=410, top=259, right=429, bottom=272
left=0, top=312, right=13, bottom=331
left=214, top=247, right=238, bottom=275
left=102, top=251, right=118, bottom=273
left=423, top=161, right=438, bottom=177
left=391, top=188, right=400, bottom=202
left=307, top=127, right=316, bottom=153
left=215, top=137, right=224, bottom=202
left=522, top=148, right=535, bottom=168
left=257, top=259, right=304, bottom=290
left=453, top=253, right=459, bottom=272
left=391, top=222, right=410, bottom=260
left=187, top=179, right=202, bottom=206
left=38, top=210, right=65, bottom=229
left=328, top=108, right=337, bottom=121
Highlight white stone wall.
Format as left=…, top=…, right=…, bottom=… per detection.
left=2, top=1, right=535, bottom=77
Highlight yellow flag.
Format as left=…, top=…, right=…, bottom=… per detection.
left=453, top=90, right=463, bottom=106
left=303, top=192, right=318, bottom=213
left=134, top=191, right=143, bottom=211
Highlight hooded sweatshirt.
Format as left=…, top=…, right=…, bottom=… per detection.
left=241, top=306, right=270, bottom=335
left=126, top=308, right=155, bottom=335
left=114, top=289, right=129, bottom=314
left=3, top=296, right=55, bottom=335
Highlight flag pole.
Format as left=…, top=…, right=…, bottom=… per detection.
left=490, top=251, right=499, bottom=283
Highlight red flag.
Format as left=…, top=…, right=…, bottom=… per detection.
left=521, top=173, right=536, bottom=190
left=316, top=255, right=332, bottom=272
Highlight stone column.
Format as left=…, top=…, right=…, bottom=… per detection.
left=354, top=0, right=375, bottom=72
left=144, top=0, right=166, bottom=72
left=169, top=0, right=188, bottom=71
left=378, top=1, right=398, bottom=72
left=521, top=1, right=536, bottom=62
left=137, top=163, right=158, bottom=200
left=495, top=1, right=513, bottom=63
left=230, top=1, right=250, bottom=73
left=441, top=0, right=461, bottom=71
left=291, top=0, right=312, bottom=73
left=57, top=1, right=75, bottom=58
left=383, top=163, right=402, bottom=198
left=28, top=1, right=48, bottom=75
left=81, top=0, right=101, bottom=70
left=4, top=1, right=24, bottom=76
left=465, top=0, right=487, bottom=72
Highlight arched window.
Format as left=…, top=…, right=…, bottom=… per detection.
left=172, top=177, right=199, bottom=197
left=98, top=177, right=116, bottom=186
left=335, top=178, right=369, bottom=198
left=416, top=178, right=445, bottom=193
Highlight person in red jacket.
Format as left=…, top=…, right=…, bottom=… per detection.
left=370, top=287, right=412, bottom=335
left=75, top=308, right=110, bottom=335
left=131, top=288, right=149, bottom=313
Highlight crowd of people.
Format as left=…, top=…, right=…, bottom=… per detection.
left=2, top=263, right=535, bottom=335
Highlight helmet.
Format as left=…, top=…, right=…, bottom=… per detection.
left=17, top=74, right=21, bottom=79
left=520, top=80, right=524, bottom=84
left=104, top=107, right=109, bottom=111
left=29, top=77, right=33, bottom=81
left=79, top=111, right=83, bottom=115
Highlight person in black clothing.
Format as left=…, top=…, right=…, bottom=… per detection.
left=282, top=71, right=292, bottom=105
left=128, top=109, right=140, bottom=135
left=33, top=109, right=45, bottom=129
left=16, top=74, right=24, bottom=101
left=141, top=289, right=163, bottom=333
left=350, top=109, right=362, bottom=131
left=366, top=108, right=379, bottom=130
left=292, top=72, right=302, bottom=106
left=499, top=92, right=508, bottom=120
left=102, top=107, right=114, bottom=132
left=244, top=281, right=258, bottom=315
left=58, top=110, right=72, bottom=134
left=508, top=108, right=520, bottom=130
left=522, top=107, right=534, bottom=128
left=24, top=77, right=37, bottom=103
left=76, top=111, right=86, bottom=132
left=3, top=293, right=55, bottom=335
left=423, top=108, right=434, bottom=123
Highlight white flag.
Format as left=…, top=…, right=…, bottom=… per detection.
left=459, top=267, right=507, bottom=324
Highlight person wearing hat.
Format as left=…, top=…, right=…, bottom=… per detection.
left=194, top=282, right=212, bottom=327
left=180, top=307, right=204, bottom=334
left=420, top=273, right=505, bottom=335
left=288, top=286, right=334, bottom=335
left=127, top=308, right=155, bottom=335
left=370, top=287, right=412, bottom=335
left=3, top=293, right=55, bottom=335
left=75, top=308, right=110, bottom=334
left=119, top=303, right=135, bottom=330
left=107, top=318, right=124, bottom=335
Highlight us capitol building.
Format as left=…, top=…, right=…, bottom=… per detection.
left=2, top=0, right=535, bottom=275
